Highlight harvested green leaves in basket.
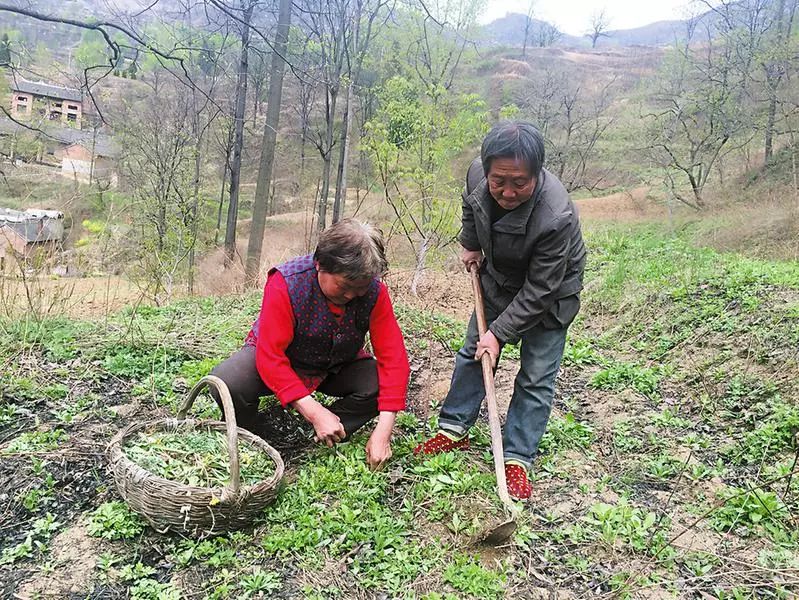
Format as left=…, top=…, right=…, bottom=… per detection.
left=123, top=429, right=275, bottom=488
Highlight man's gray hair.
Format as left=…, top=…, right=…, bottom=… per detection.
left=481, top=120, right=546, bottom=177
left=314, top=219, right=388, bottom=280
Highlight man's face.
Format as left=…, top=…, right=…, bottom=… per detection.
left=486, top=157, right=537, bottom=211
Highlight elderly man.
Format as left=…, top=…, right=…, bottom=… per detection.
left=211, top=219, right=410, bottom=470
left=415, top=121, right=586, bottom=499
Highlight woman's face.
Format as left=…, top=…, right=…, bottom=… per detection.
left=316, top=265, right=372, bottom=306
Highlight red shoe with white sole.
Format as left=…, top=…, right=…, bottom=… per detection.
left=413, top=431, right=470, bottom=455
left=505, top=463, right=532, bottom=501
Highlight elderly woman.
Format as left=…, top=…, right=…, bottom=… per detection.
left=211, top=219, right=409, bottom=470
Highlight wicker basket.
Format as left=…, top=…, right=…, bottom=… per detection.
left=107, top=375, right=285, bottom=537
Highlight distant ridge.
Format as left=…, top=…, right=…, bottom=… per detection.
left=481, top=8, right=717, bottom=48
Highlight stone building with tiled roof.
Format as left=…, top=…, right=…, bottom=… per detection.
left=0, top=208, right=65, bottom=267
left=10, top=77, right=83, bottom=129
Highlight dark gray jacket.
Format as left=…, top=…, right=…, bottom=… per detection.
left=459, top=158, right=586, bottom=344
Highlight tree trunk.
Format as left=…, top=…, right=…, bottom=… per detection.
left=332, top=81, right=353, bottom=223
left=158, top=204, right=166, bottom=252
left=215, top=162, right=228, bottom=245
left=299, top=124, right=308, bottom=209
left=188, top=137, right=202, bottom=294
left=317, top=89, right=338, bottom=231
left=224, top=1, right=253, bottom=268
left=765, top=88, right=777, bottom=163
left=410, top=234, right=430, bottom=297
left=333, top=3, right=366, bottom=224
left=522, top=21, right=530, bottom=57
left=245, top=0, right=291, bottom=285
left=765, top=0, right=788, bottom=163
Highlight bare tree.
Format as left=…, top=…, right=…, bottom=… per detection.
left=183, top=22, right=231, bottom=294
left=246, top=0, right=292, bottom=285
left=537, top=21, right=562, bottom=47
left=751, top=0, right=797, bottom=162
left=332, top=0, right=393, bottom=224
left=289, top=37, right=320, bottom=220
left=248, top=46, right=271, bottom=125
left=586, top=9, right=611, bottom=48
left=223, top=0, right=256, bottom=268
left=645, top=20, right=754, bottom=209
left=295, top=0, right=350, bottom=232
left=512, top=67, right=616, bottom=191
left=121, top=77, right=197, bottom=303
left=213, top=116, right=235, bottom=245
left=522, top=0, right=535, bottom=58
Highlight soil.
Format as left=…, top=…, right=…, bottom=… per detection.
left=3, top=190, right=797, bottom=597
left=16, top=522, right=103, bottom=599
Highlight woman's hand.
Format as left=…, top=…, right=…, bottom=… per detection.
left=365, top=431, right=392, bottom=470
left=365, top=411, right=397, bottom=470
left=312, top=409, right=346, bottom=447
left=292, top=396, right=346, bottom=447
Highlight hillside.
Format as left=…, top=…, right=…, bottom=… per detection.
left=2, top=205, right=798, bottom=597
left=1, top=1, right=797, bottom=596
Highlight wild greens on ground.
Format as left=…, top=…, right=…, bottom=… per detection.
left=2, top=224, right=798, bottom=598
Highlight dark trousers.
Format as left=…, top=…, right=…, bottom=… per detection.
left=209, top=345, right=379, bottom=438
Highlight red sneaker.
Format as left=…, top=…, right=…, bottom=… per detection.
left=413, top=431, right=470, bottom=455
left=505, top=463, right=531, bottom=500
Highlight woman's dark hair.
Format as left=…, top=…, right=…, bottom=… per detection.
left=313, top=219, right=388, bottom=280
left=481, top=120, right=546, bottom=177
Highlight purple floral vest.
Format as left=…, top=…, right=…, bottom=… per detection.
left=247, top=255, right=380, bottom=375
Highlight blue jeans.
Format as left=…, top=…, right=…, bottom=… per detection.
left=438, top=309, right=568, bottom=469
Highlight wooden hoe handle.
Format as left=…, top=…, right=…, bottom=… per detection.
left=468, top=264, right=514, bottom=511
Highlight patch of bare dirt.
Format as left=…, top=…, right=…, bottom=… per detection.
left=15, top=522, right=102, bottom=599
left=575, top=387, right=638, bottom=431
left=387, top=267, right=475, bottom=322
left=670, top=519, right=724, bottom=554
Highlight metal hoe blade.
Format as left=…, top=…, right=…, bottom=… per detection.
left=471, top=517, right=518, bottom=546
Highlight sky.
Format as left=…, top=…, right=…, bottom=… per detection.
left=479, top=0, right=703, bottom=36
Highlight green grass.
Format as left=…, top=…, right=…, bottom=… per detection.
left=590, top=361, right=662, bottom=399
left=2, top=221, right=799, bottom=597
left=86, top=501, right=145, bottom=541
left=586, top=224, right=799, bottom=300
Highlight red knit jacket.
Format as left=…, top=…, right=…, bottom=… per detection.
left=249, top=271, right=409, bottom=412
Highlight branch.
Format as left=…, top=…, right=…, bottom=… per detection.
left=0, top=2, right=226, bottom=122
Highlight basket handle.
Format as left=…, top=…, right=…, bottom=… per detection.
left=178, top=375, right=241, bottom=497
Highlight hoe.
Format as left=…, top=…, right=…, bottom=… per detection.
left=468, top=263, right=520, bottom=546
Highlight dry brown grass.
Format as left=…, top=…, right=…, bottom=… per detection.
left=575, top=186, right=667, bottom=222
left=697, top=190, right=799, bottom=262
left=0, top=272, right=142, bottom=320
